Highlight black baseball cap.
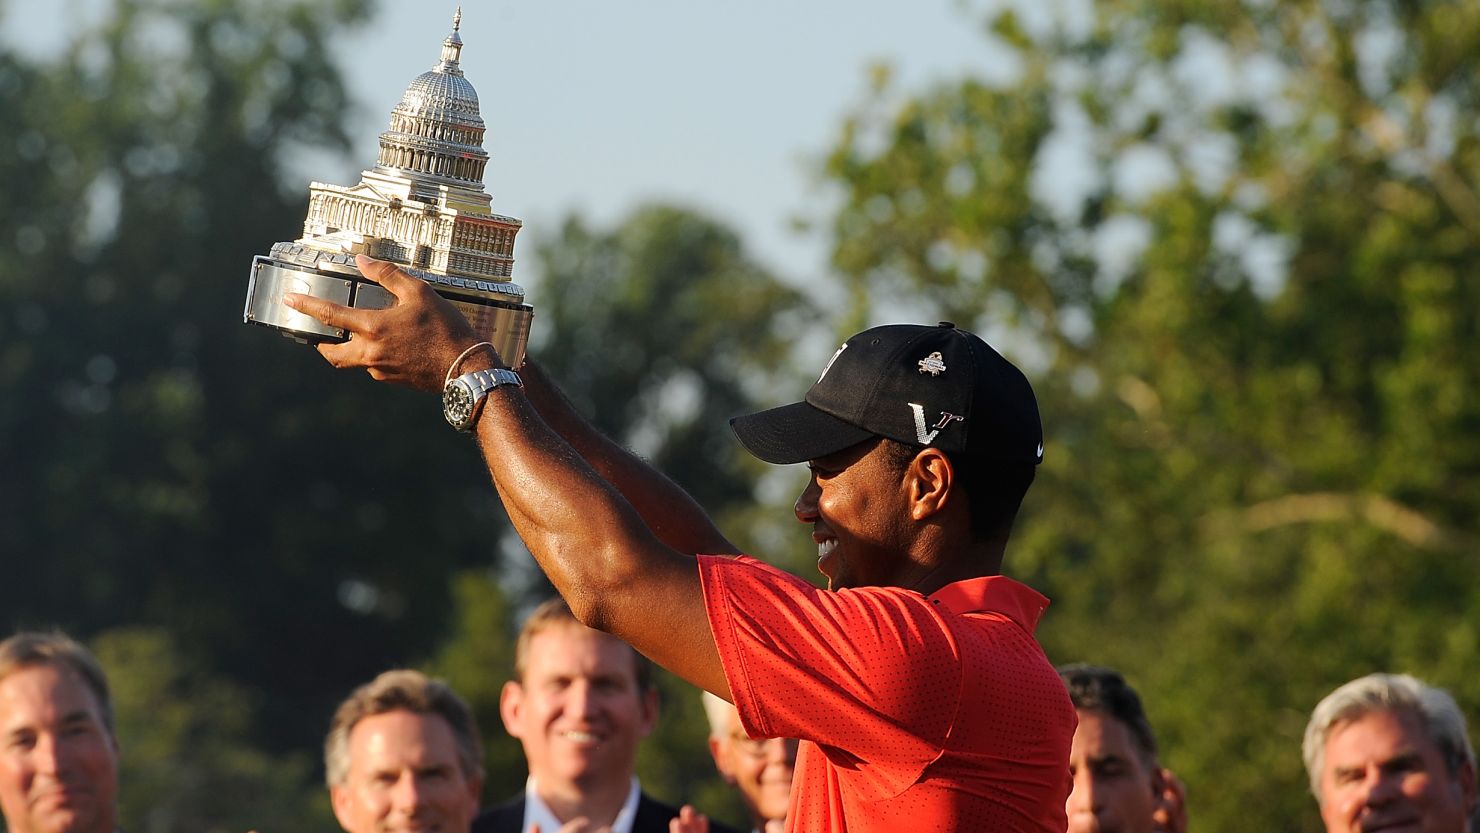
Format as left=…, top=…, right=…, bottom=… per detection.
left=729, top=322, right=1043, bottom=466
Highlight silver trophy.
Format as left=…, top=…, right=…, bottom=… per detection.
left=243, top=8, right=531, bottom=367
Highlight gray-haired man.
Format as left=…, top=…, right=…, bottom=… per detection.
left=1304, top=672, right=1477, bottom=833
left=325, top=669, right=484, bottom=833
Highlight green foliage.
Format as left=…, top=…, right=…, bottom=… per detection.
left=95, top=626, right=331, bottom=833
left=0, top=0, right=525, bottom=758
left=425, top=570, right=524, bottom=799
left=0, top=0, right=527, bottom=829
left=531, top=204, right=821, bottom=572
left=823, top=1, right=1480, bottom=830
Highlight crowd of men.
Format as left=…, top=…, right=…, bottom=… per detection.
left=1, top=629, right=1473, bottom=833
left=3, top=260, right=1471, bottom=833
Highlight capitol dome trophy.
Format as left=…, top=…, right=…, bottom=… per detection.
left=243, top=9, right=531, bottom=368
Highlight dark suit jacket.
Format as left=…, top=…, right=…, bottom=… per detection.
left=472, top=791, right=743, bottom=833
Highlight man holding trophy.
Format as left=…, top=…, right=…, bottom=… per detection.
left=268, top=10, right=1075, bottom=833
left=284, top=256, right=1074, bottom=832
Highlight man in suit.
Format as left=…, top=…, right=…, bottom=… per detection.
left=0, top=632, right=120, bottom=833
left=474, top=599, right=736, bottom=833
left=326, top=668, right=483, bottom=833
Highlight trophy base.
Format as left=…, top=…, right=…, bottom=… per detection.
left=243, top=250, right=532, bottom=368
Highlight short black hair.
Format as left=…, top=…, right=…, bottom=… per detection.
left=882, top=439, right=1035, bottom=540
left=1059, top=663, right=1158, bottom=764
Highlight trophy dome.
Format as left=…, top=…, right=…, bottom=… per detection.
left=394, top=69, right=484, bottom=129
left=373, top=7, right=490, bottom=185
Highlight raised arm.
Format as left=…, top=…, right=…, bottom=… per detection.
left=518, top=360, right=739, bottom=558
left=284, top=256, right=730, bottom=698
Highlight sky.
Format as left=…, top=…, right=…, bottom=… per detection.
left=3, top=0, right=1006, bottom=292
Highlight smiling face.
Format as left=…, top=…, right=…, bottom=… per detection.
left=499, top=623, right=656, bottom=796
left=1318, top=709, right=1477, bottom=833
left=794, top=439, right=916, bottom=590
left=1065, top=709, right=1158, bottom=833
left=330, top=710, right=481, bottom=833
left=0, top=664, right=119, bottom=833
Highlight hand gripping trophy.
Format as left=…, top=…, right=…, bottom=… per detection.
left=243, top=8, right=531, bottom=368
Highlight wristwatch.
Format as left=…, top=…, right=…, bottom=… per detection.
left=443, top=367, right=522, bottom=432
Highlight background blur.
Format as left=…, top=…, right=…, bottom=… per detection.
left=1, top=1, right=1477, bottom=831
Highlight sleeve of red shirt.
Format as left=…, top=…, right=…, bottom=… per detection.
left=698, top=554, right=963, bottom=801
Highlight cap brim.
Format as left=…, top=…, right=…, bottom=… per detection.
left=729, top=401, right=877, bottom=465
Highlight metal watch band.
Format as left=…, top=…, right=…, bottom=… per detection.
left=461, top=367, right=523, bottom=394
left=445, top=367, right=522, bottom=432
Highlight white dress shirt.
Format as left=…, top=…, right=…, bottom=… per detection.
left=521, top=776, right=641, bottom=833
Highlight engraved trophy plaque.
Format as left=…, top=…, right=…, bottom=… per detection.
left=243, top=9, right=531, bottom=367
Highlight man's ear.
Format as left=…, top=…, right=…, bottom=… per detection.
left=330, top=785, right=354, bottom=831
left=1459, top=756, right=1478, bottom=817
left=1150, top=767, right=1188, bottom=833
left=498, top=680, right=525, bottom=739
left=464, top=774, right=484, bottom=808
left=708, top=736, right=736, bottom=783
left=907, top=447, right=954, bottom=521
left=1150, top=765, right=1169, bottom=796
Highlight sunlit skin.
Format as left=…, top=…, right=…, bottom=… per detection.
left=1318, top=709, right=1478, bottom=833
left=286, top=256, right=1020, bottom=698
left=0, top=665, right=119, bottom=833
left=796, top=439, right=969, bottom=592
left=708, top=705, right=796, bottom=829
left=330, top=710, right=481, bottom=833
left=1066, top=710, right=1159, bottom=833
left=500, top=623, right=657, bottom=827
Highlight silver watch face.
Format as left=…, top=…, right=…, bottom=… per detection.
left=443, top=380, right=476, bottom=429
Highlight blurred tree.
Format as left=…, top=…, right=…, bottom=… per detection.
left=822, top=0, right=1480, bottom=829
left=0, top=0, right=514, bottom=797
left=425, top=569, right=523, bottom=800
left=94, top=626, right=332, bottom=833
left=531, top=204, right=814, bottom=540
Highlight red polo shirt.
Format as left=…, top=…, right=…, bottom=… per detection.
left=699, top=555, right=1074, bottom=833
